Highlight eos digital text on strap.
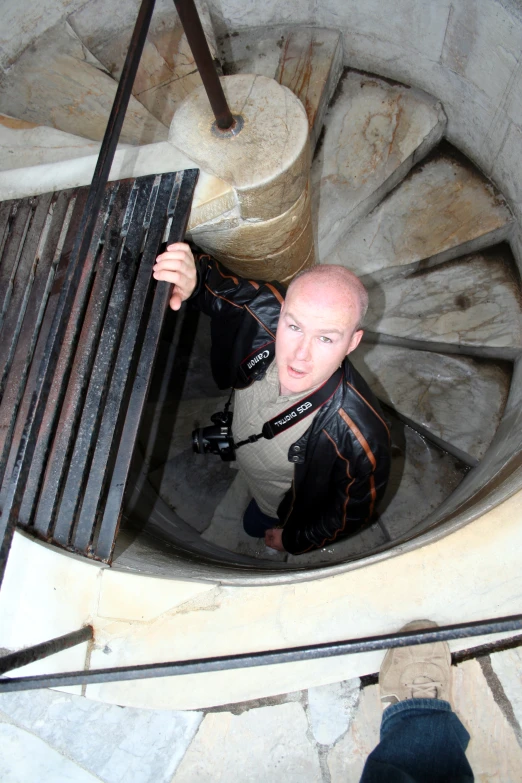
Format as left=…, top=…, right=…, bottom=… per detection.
left=192, top=366, right=344, bottom=461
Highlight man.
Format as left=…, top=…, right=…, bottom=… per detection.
left=153, top=242, right=390, bottom=555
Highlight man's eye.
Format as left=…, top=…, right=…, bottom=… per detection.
left=289, top=324, right=300, bottom=331
left=319, top=336, right=332, bottom=343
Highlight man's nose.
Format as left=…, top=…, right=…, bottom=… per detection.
left=294, top=336, right=312, bottom=361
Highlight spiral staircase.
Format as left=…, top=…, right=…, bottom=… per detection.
left=1, top=0, right=522, bottom=715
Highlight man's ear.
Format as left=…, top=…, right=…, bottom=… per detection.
left=346, top=329, right=364, bottom=355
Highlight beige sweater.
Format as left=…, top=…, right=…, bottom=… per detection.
left=233, top=361, right=318, bottom=517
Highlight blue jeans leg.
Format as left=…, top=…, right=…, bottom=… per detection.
left=242, top=498, right=279, bottom=537
left=360, top=699, right=474, bottom=783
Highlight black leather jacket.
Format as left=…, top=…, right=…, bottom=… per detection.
left=190, top=252, right=391, bottom=555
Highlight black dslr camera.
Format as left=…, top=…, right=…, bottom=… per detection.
left=192, top=411, right=236, bottom=462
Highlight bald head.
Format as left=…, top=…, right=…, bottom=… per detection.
left=276, top=264, right=367, bottom=395
left=287, top=264, right=368, bottom=329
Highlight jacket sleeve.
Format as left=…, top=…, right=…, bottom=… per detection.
left=186, top=247, right=285, bottom=389
left=281, top=435, right=391, bottom=555
left=189, top=248, right=283, bottom=316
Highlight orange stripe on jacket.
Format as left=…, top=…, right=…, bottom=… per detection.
left=215, top=262, right=239, bottom=284
left=338, top=409, right=377, bottom=469
left=245, top=305, right=276, bottom=339
left=204, top=283, right=242, bottom=309
left=265, top=283, right=284, bottom=306
left=345, top=381, right=390, bottom=443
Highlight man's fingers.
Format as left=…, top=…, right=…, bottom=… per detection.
left=152, top=268, right=185, bottom=285
left=154, top=253, right=191, bottom=271
left=153, top=258, right=196, bottom=288
left=154, top=241, right=196, bottom=311
left=170, top=291, right=182, bottom=311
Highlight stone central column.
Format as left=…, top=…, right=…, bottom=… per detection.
left=169, top=74, right=314, bottom=283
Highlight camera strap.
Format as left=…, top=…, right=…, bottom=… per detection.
left=233, top=365, right=343, bottom=449
left=237, top=340, right=276, bottom=385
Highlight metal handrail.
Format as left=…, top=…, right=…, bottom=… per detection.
left=1, top=615, right=521, bottom=693
left=174, top=0, right=235, bottom=130
left=0, top=627, right=94, bottom=676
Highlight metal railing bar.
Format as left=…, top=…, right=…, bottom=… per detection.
left=32, top=184, right=133, bottom=539
left=74, top=175, right=170, bottom=553
left=173, top=0, right=235, bottom=130
left=95, top=168, right=198, bottom=561
left=0, top=194, right=54, bottom=401
left=0, top=626, right=93, bottom=676
left=1, top=615, right=521, bottom=693
left=0, top=191, right=88, bottom=511
left=54, top=179, right=154, bottom=548
left=0, top=192, right=71, bottom=486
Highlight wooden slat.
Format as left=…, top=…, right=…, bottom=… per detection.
left=74, top=174, right=173, bottom=552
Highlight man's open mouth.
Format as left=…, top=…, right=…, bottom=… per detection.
left=288, top=365, right=307, bottom=377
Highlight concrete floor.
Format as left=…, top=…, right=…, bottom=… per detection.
left=2, top=644, right=522, bottom=782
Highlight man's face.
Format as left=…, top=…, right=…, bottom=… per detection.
left=275, top=277, right=363, bottom=396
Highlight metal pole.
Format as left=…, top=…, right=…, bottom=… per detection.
left=0, top=0, right=156, bottom=588
left=173, top=0, right=235, bottom=130
left=0, top=626, right=93, bottom=675
left=1, top=615, right=521, bottom=693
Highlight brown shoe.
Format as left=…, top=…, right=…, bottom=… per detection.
left=379, top=620, right=452, bottom=706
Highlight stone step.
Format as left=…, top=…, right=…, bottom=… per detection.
left=362, top=246, right=522, bottom=354
left=350, top=345, right=511, bottom=463
left=0, top=22, right=167, bottom=145
left=3, top=653, right=522, bottom=782
left=202, top=471, right=287, bottom=562
left=68, top=0, right=218, bottom=128
left=276, top=28, right=343, bottom=150
left=311, top=70, right=446, bottom=260
left=147, top=446, right=236, bottom=535
left=218, top=26, right=343, bottom=149
left=0, top=114, right=112, bottom=172
left=378, top=416, right=468, bottom=541
left=331, top=144, right=514, bottom=276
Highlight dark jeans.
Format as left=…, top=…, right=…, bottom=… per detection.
left=360, top=699, right=474, bottom=783
left=242, top=498, right=279, bottom=537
